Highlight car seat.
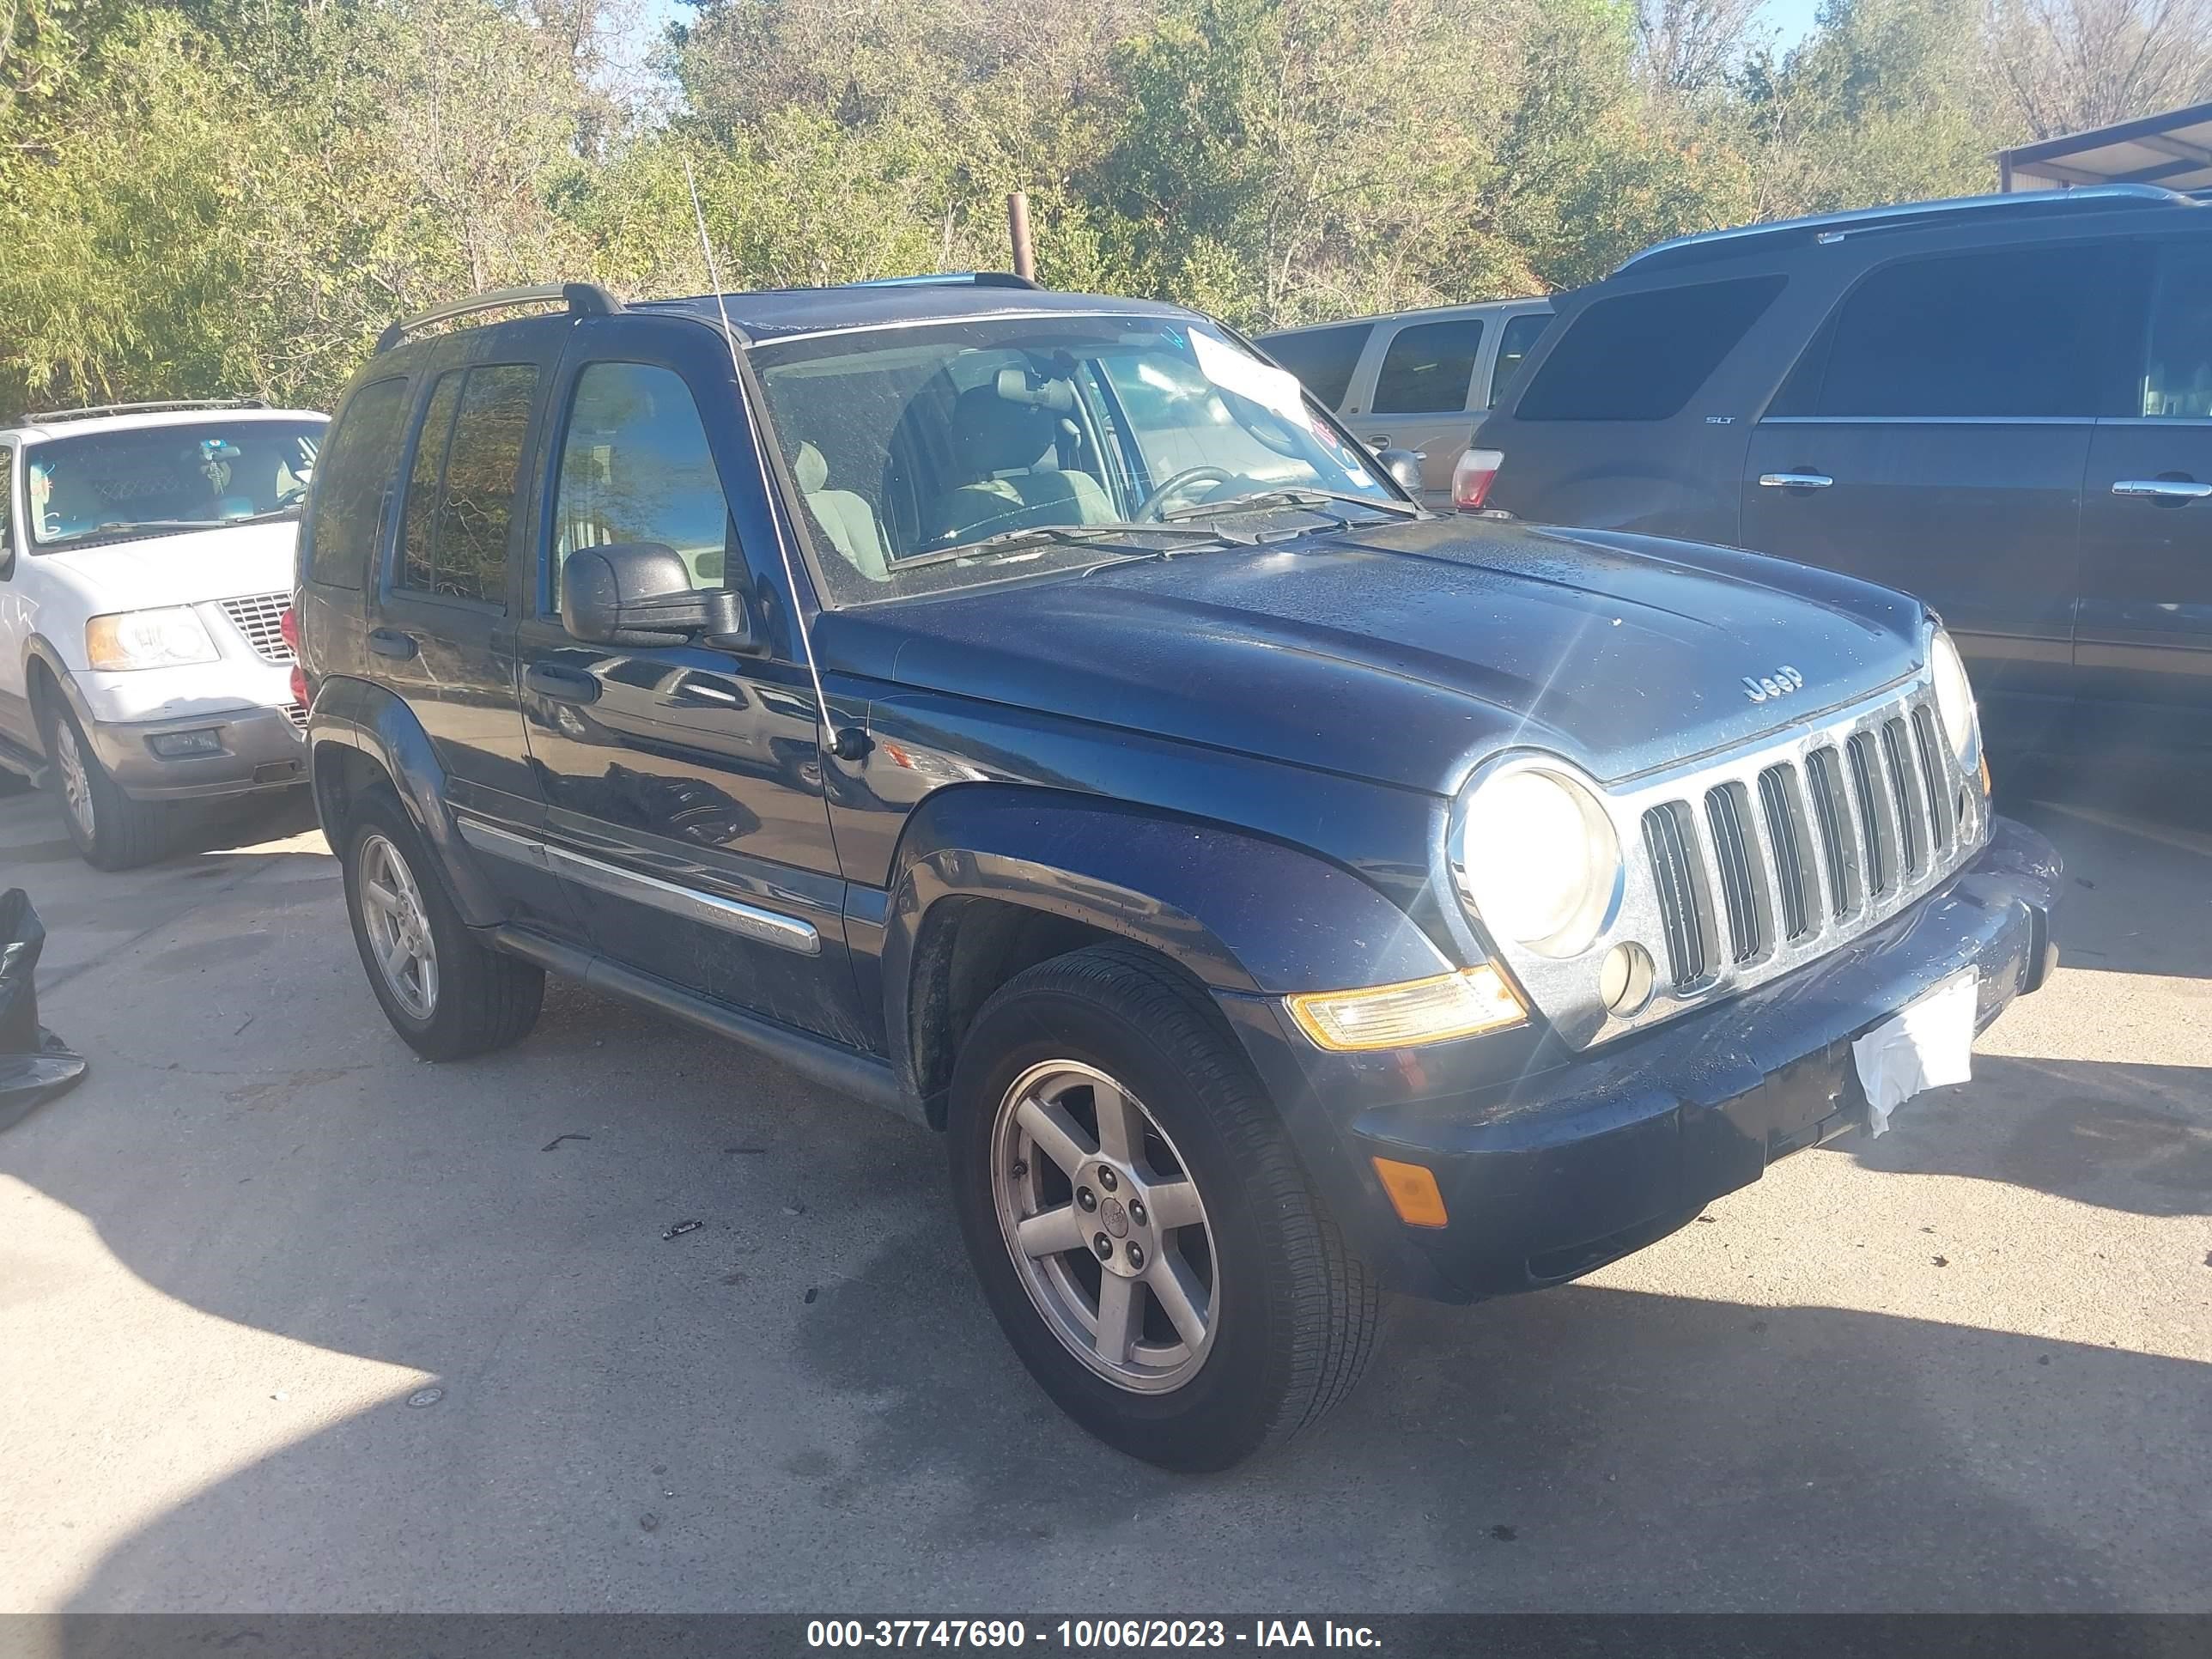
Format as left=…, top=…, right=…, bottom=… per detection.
left=927, top=383, right=1113, bottom=544
left=793, top=441, right=890, bottom=582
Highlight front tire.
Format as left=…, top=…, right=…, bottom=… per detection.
left=948, top=944, right=1382, bottom=1471
left=340, top=793, right=543, bottom=1060
left=40, top=700, right=167, bottom=870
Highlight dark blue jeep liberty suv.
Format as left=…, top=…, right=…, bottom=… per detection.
left=295, top=275, right=2061, bottom=1470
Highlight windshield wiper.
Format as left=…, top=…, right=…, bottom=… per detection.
left=893, top=520, right=1241, bottom=573
left=1161, top=488, right=1424, bottom=526
left=225, top=505, right=304, bottom=526
left=90, top=518, right=228, bottom=533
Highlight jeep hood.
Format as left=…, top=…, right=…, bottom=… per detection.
left=821, top=515, right=1929, bottom=795
left=37, top=520, right=300, bottom=609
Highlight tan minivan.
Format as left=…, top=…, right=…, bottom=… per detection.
left=1257, top=298, right=1553, bottom=502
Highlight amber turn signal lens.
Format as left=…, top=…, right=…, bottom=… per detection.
left=1285, top=965, right=1525, bottom=1051
left=1979, top=751, right=1992, bottom=797
left=1371, top=1157, right=1449, bottom=1229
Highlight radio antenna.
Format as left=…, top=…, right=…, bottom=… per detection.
left=681, top=150, right=864, bottom=763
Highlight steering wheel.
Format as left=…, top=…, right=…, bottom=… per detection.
left=1133, top=465, right=1236, bottom=521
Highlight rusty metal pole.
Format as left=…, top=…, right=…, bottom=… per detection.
left=1007, top=191, right=1036, bottom=283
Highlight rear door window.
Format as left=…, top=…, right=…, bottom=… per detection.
left=1787, top=246, right=2112, bottom=419
left=1487, top=312, right=1552, bottom=407
left=396, top=364, right=537, bottom=605
left=2140, top=237, right=2212, bottom=417
left=304, top=377, right=410, bottom=590
left=1516, top=276, right=1784, bottom=421
left=1370, top=319, right=1486, bottom=415
left=1260, top=323, right=1371, bottom=410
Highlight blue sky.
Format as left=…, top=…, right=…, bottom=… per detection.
left=1763, top=0, right=1825, bottom=49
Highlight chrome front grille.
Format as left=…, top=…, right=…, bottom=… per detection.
left=1638, top=689, right=1975, bottom=998
left=282, top=702, right=308, bottom=732
left=1475, top=672, right=1988, bottom=1051
left=217, top=592, right=293, bottom=665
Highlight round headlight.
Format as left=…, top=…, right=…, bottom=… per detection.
left=1453, top=765, right=1621, bottom=958
left=1929, top=629, right=1978, bottom=763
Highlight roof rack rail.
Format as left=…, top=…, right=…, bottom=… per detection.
left=27, top=397, right=271, bottom=423
left=1615, top=183, right=2199, bottom=276
left=839, top=271, right=1042, bottom=291
left=374, top=282, right=624, bottom=354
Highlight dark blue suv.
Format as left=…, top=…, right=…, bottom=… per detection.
left=295, top=275, right=2061, bottom=1470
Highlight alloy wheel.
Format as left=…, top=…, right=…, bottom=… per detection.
left=990, top=1060, right=1218, bottom=1394
left=358, top=832, right=439, bottom=1020
left=53, top=720, right=94, bottom=840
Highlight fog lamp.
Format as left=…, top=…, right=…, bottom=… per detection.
left=148, top=728, right=223, bottom=759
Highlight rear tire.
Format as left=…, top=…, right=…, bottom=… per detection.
left=340, top=793, right=543, bottom=1060
left=40, top=700, right=168, bottom=870
left=947, top=943, right=1382, bottom=1472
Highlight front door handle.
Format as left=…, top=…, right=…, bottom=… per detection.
left=367, top=627, right=417, bottom=659
left=1758, top=471, right=1834, bottom=489
left=526, top=662, right=600, bottom=705
left=2112, top=478, right=2212, bottom=503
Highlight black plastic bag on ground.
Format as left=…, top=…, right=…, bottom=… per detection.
left=0, top=889, right=88, bottom=1132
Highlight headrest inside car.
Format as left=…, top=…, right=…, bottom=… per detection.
left=953, top=384, right=1058, bottom=477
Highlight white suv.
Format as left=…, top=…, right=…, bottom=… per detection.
left=1257, top=298, right=1553, bottom=503
left=0, top=398, right=329, bottom=867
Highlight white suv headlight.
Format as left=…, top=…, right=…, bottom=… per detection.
left=1451, top=763, right=1621, bottom=958
left=1929, top=628, right=1978, bottom=763
left=86, top=606, right=220, bottom=672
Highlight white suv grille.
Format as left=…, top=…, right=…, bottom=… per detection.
left=218, top=592, right=293, bottom=665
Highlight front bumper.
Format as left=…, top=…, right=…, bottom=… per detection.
left=1219, top=815, right=2062, bottom=1303
left=81, top=702, right=308, bottom=800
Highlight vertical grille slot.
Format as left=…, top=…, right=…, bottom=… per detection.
left=1757, top=763, right=1818, bottom=941
left=1704, top=781, right=1767, bottom=964
left=1911, top=705, right=1954, bottom=855
left=1641, top=802, right=1711, bottom=989
left=1807, top=744, right=1863, bottom=917
left=1845, top=732, right=1895, bottom=896
left=1881, top=716, right=1927, bottom=878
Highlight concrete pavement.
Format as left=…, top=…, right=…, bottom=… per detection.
left=1, top=767, right=2206, bottom=1613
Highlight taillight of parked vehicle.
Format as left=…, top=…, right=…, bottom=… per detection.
left=1453, top=447, right=1503, bottom=512
left=282, top=606, right=308, bottom=709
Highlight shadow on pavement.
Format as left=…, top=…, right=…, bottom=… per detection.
left=1999, top=763, right=2212, bottom=981
left=1840, top=1056, right=2212, bottom=1218
left=5, top=958, right=2204, bottom=1610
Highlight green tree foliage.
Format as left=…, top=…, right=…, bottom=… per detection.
left=0, top=0, right=2201, bottom=412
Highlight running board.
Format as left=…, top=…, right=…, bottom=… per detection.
left=489, top=925, right=918, bottom=1124
left=0, top=730, right=49, bottom=790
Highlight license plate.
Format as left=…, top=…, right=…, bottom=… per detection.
left=1850, top=969, right=1978, bottom=1136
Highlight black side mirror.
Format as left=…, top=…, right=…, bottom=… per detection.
left=1375, top=448, right=1425, bottom=495
left=561, top=542, right=757, bottom=652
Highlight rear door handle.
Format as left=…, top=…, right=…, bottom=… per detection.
left=2112, top=478, right=2212, bottom=503
left=526, top=662, right=600, bottom=705
left=1758, top=472, right=1834, bottom=489
left=367, top=627, right=417, bottom=659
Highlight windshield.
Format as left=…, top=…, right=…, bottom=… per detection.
left=26, top=418, right=325, bottom=550
left=750, top=314, right=1404, bottom=603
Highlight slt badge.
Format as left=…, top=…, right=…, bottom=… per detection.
left=1742, top=665, right=1807, bottom=703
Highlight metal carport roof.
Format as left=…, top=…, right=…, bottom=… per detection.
left=1999, top=101, right=2212, bottom=193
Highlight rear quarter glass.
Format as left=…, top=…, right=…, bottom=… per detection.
left=305, top=377, right=413, bottom=591
left=1515, top=276, right=1786, bottom=422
